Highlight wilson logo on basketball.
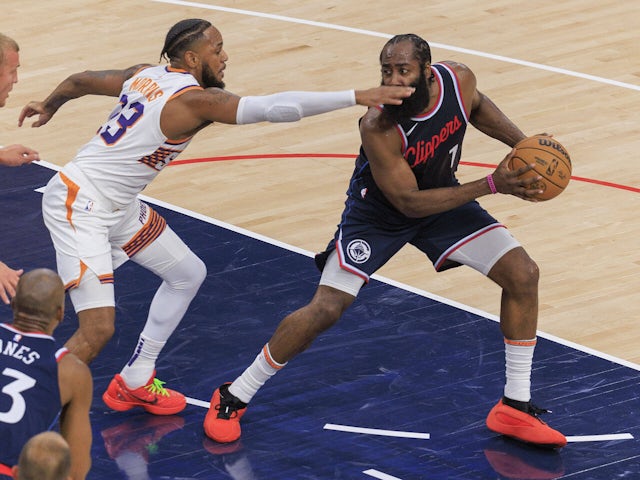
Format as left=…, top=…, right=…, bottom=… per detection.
left=537, top=137, right=571, bottom=164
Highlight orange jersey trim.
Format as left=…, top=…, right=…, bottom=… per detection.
left=122, top=208, right=167, bottom=257
left=504, top=338, right=537, bottom=347
left=98, top=273, right=114, bottom=284
left=166, top=66, right=188, bottom=73
left=168, top=84, right=203, bottom=102
left=59, top=172, right=80, bottom=230
left=64, top=261, right=88, bottom=292
left=132, top=65, right=153, bottom=76
left=262, top=344, right=285, bottom=370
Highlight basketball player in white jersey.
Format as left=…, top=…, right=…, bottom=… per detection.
left=17, top=19, right=413, bottom=415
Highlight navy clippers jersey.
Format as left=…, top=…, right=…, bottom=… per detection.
left=0, top=323, right=64, bottom=466
left=350, top=62, right=469, bottom=211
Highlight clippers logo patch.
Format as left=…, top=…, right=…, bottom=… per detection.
left=346, top=239, right=371, bottom=264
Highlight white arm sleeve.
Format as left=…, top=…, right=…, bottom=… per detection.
left=236, top=90, right=356, bottom=124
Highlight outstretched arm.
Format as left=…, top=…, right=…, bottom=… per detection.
left=161, top=84, right=414, bottom=140
left=235, top=86, right=415, bottom=124
left=0, top=144, right=39, bottom=166
left=18, top=64, right=150, bottom=128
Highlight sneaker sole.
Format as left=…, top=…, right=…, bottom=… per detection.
left=102, top=392, right=186, bottom=415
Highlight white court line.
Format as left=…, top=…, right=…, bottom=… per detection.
left=323, top=423, right=430, bottom=440
left=32, top=159, right=640, bottom=373
left=186, top=396, right=210, bottom=409
left=178, top=403, right=639, bottom=446
left=567, top=433, right=634, bottom=443
left=179, top=399, right=638, bottom=444
left=363, top=469, right=402, bottom=480
left=181, top=399, right=639, bottom=445
left=182, top=400, right=635, bottom=445
left=151, top=0, right=640, bottom=92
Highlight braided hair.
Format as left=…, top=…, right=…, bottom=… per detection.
left=160, top=19, right=212, bottom=63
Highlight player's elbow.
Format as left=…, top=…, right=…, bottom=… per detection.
left=399, top=205, right=424, bottom=218
left=389, top=195, right=423, bottom=218
left=265, top=104, right=303, bottom=122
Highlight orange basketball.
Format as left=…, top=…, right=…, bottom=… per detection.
left=508, top=135, right=572, bottom=201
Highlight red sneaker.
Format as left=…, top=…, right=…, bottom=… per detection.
left=203, top=383, right=247, bottom=443
left=102, top=372, right=186, bottom=415
left=486, top=398, right=567, bottom=449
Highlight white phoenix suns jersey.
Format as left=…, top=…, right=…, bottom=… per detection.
left=67, top=65, right=202, bottom=209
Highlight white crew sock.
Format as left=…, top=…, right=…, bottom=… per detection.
left=503, top=337, right=536, bottom=402
left=229, top=344, right=286, bottom=404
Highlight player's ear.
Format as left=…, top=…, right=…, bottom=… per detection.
left=425, top=64, right=434, bottom=81
left=184, top=50, right=199, bottom=68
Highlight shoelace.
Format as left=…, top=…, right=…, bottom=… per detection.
left=215, top=387, right=245, bottom=419
left=144, top=378, right=171, bottom=397
left=528, top=403, right=552, bottom=417
left=216, top=401, right=241, bottom=419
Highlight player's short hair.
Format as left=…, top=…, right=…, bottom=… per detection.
left=17, top=432, right=71, bottom=480
left=380, top=34, right=432, bottom=68
left=160, top=19, right=212, bottom=62
left=0, top=33, right=19, bottom=66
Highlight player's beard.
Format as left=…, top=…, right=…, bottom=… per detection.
left=202, top=64, right=225, bottom=89
left=383, top=69, right=430, bottom=122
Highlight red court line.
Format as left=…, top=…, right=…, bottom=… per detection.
left=171, top=155, right=640, bottom=194
left=171, top=153, right=356, bottom=164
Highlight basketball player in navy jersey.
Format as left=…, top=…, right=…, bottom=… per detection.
left=205, top=34, right=566, bottom=449
left=0, top=269, right=92, bottom=480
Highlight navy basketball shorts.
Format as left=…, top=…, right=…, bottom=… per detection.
left=316, top=196, right=518, bottom=283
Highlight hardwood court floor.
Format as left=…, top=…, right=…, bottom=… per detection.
left=2, top=1, right=639, bottom=364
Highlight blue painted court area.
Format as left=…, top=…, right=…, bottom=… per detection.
left=1, top=163, right=639, bottom=479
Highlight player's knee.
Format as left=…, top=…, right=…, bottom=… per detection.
left=93, top=320, right=116, bottom=344
left=166, top=251, right=207, bottom=291
left=78, top=320, right=114, bottom=353
left=309, top=299, right=347, bottom=332
left=190, top=255, right=207, bottom=288
left=506, top=256, right=539, bottom=294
